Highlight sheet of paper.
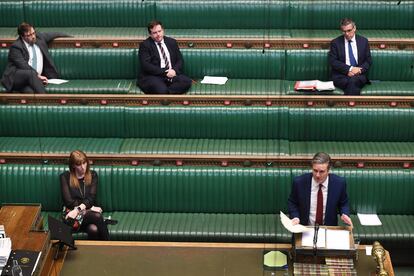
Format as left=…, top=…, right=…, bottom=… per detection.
left=200, top=76, right=228, bottom=85
left=316, top=80, right=335, bottom=90
left=301, top=228, right=325, bottom=248
left=48, top=79, right=69, bottom=85
left=280, top=211, right=311, bottom=233
left=326, top=229, right=350, bottom=250
left=365, top=245, right=372, bottom=256
left=357, top=213, right=382, bottom=226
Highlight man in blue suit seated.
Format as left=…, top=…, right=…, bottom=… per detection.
left=288, top=152, right=353, bottom=226
left=329, top=18, right=372, bottom=95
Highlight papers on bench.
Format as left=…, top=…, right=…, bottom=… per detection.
left=200, top=76, right=228, bottom=85
left=280, top=211, right=311, bottom=233
left=48, top=79, right=68, bottom=85
left=357, top=213, right=382, bottom=226
left=294, top=80, right=335, bottom=91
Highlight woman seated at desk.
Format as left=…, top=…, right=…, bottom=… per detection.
left=60, top=150, right=109, bottom=240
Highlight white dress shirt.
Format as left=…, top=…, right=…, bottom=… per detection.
left=309, top=175, right=329, bottom=225
left=23, top=40, right=43, bottom=75
left=154, top=39, right=172, bottom=69
left=344, top=35, right=358, bottom=69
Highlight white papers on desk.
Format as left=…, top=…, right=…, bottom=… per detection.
left=0, top=238, right=12, bottom=270
left=365, top=245, right=373, bottom=256
left=326, top=229, right=350, bottom=250
left=357, top=213, right=382, bottom=226
left=200, top=76, right=228, bottom=85
left=280, top=211, right=311, bottom=233
left=48, top=79, right=68, bottom=85
left=301, top=228, right=326, bottom=248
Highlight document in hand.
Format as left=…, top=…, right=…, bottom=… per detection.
left=280, top=211, right=311, bottom=233
left=294, top=80, right=335, bottom=91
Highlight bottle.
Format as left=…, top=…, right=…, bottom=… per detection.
left=11, top=259, right=23, bottom=276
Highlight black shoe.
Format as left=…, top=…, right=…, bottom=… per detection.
left=104, top=218, right=118, bottom=225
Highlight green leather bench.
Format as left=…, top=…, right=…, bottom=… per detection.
left=284, top=49, right=414, bottom=96
left=1, top=105, right=413, bottom=157
left=1, top=163, right=413, bottom=247
left=0, top=0, right=412, bottom=40
left=2, top=48, right=414, bottom=95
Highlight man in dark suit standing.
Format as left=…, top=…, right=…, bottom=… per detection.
left=137, top=20, right=192, bottom=94
left=329, top=18, right=372, bottom=95
left=288, top=152, right=352, bottom=226
left=1, top=22, right=68, bottom=93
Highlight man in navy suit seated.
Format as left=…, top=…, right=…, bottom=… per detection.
left=288, top=152, right=353, bottom=226
left=137, top=20, right=192, bottom=94
left=329, top=18, right=372, bottom=95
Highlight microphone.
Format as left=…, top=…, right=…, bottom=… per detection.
left=313, top=223, right=319, bottom=256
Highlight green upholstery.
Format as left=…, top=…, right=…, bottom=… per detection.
left=120, top=138, right=289, bottom=156
left=1, top=164, right=413, bottom=246
left=51, top=49, right=137, bottom=79
left=23, top=0, right=155, bottom=27
left=183, top=49, right=284, bottom=80
left=1, top=1, right=413, bottom=40
left=290, top=141, right=414, bottom=157
left=289, top=1, right=414, bottom=30
left=123, top=106, right=289, bottom=139
left=1, top=105, right=414, bottom=156
left=0, top=1, right=24, bottom=27
left=0, top=105, right=125, bottom=137
left=288, top=107, right=414, bottom=142
left=2, top=48, right=414, bottom=95
left=156, top=0, right=288, bottom=29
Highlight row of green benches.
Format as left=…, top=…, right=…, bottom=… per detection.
left=1, top=48, right=414, bottom=95
left=1, top=0, right=413, bottom=40
left=1, top=163, right=412, bottom=248
left=1, top=105, right=413, bottom=157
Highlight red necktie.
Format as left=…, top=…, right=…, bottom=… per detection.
left=315, top=184, right=323, bottom=225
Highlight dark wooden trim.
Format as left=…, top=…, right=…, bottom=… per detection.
left=0, top=152, right=412, bottom=168
left=1, top=37, right=414, bottom=49
left=1, top=93, right=414, bottom=108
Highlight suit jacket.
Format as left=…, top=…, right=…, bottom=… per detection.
left=1, top=32, right=68, bottom=90
left=328, top=34, right=372, bottom=81
left=287, top=173, right=350, bottom=226
left=138, top=36, right=184, bottom=80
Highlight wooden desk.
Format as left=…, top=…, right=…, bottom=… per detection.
left=58, top=241, right=393, bottom=276
left=0, top=204, right=52, bottom=276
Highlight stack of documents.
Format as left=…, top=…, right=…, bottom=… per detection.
left=0, top=237, right=12, bottom=273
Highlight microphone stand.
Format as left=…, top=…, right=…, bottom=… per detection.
left=313, top=223, right=319, bottom=256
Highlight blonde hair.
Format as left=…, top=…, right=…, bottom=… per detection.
left=68, top=150, right=92, bottom=188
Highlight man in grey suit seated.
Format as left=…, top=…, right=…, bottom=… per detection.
left=1, top=22, right=69, bottom=93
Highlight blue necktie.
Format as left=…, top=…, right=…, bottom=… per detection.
left=31, top=45, right=38, bottom=71
left=348, top=40, right=357, bottom=67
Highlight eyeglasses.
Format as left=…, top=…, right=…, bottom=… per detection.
left=341, top=27, right=355, bottom=34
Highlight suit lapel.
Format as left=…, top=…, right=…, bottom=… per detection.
left=304, top=174, right=312, bottom=220
left=17, top=38, right=30, bottom=62
left=355, top=35, right=363, bottom=65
